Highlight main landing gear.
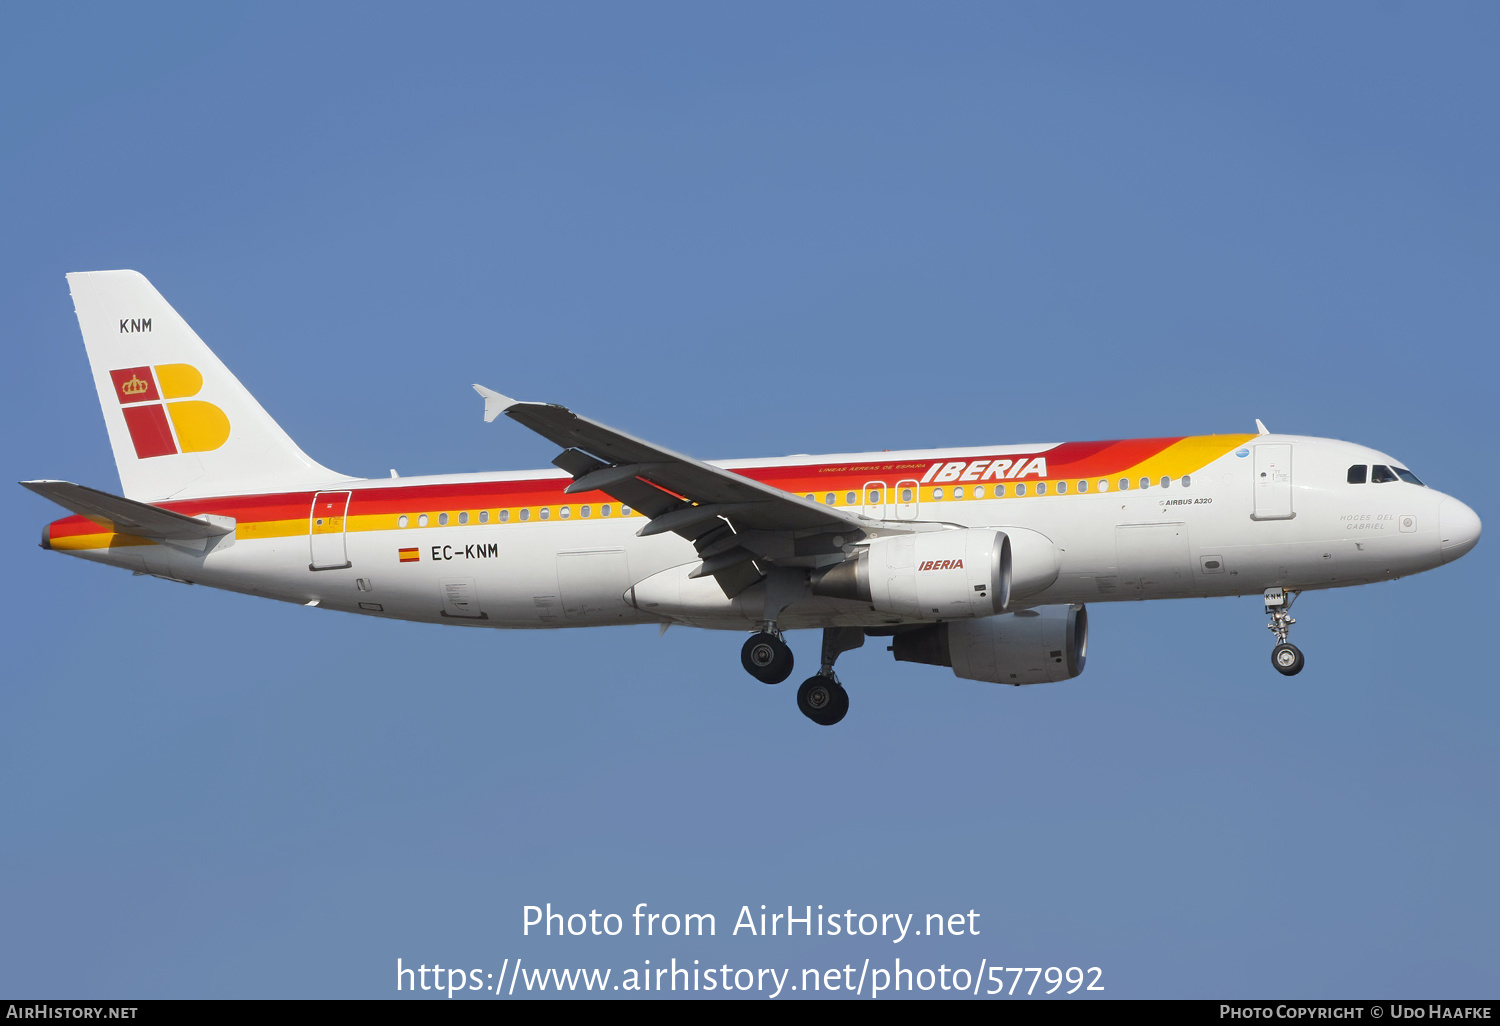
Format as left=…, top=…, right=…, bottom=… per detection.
left=797, top=676, right=848, bottom=727
left=1264, top=587, right=1305, bottom=676
left=740, top=625, right=864, bottom=725
left=741, top=631, right=794, bottom=684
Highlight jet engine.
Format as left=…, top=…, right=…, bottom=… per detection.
left=888, top=604, right=1088, bottom=685
left=810, top=528, right=1011, bottom=619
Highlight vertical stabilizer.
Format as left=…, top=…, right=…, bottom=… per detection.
left=67, top=270, right=350, bottom=500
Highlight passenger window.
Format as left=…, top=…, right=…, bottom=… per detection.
left=1394, top=468, right=1424, bottom=486
left=499, top=509, right=510, bottom=523
left=867, top=489, right=881, bottom=504
left=933, top=487, right=944, bottom=500
left=560, top=507, right=570, bottom=519
left=438, top=512, right=449, bottom=525
left=418, top=514, right=429, bottom=527
left=1057, top=481, right=1067, bottom=494
left=954, top=486, right=965, bottom=499
left=1372, top=465, right=1398, bottom=484
left=1015, top=483, right=1027, bottom=496
left=825, top=493, right=835, bottom=505
left=581, top=505, right=591, bottom=518
left=1347, top=465, right=1367, bottom=484
left=1036, top=482, right=1046, bottom=495
left=621, top=505, right=632, bottom=516
left=996, top=485, right=1005, bottom=497
left=1119, top=479, right=1129, bottom=491
left=974, top=485, right=985, bottom=498
left=519, top=509, right=529, bottom=522
left=1160, top=477, right=1169, bottom=489
left=479, top=510, right=489, bottom=524
left=1181, top=475, right=1191, bottom=488
left=601, top=504, right=611, bottom=517
left=398, top=515, right=409, bottom=528
left=1140, top=478, right=1150, bottom=490
left=1098, top=479, right=1109, bottom=492
left=901, top=488, right=913, bottom=502
left=845, top=492, right=856, bottom=505
left=458, top=511, right=469, bottom=524
left=541, top=508, right=551, bottom=520
left=1078, top=480, right=1088, bottom=493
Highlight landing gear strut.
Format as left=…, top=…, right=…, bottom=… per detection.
left=1265, top=588, right=1305, bottom=676
left=795, top=627, right=863, bottom=726
left=741, top=569, right=806, bottom=685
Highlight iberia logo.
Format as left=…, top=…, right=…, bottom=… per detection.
left=110, top=364, right=230, bottom=459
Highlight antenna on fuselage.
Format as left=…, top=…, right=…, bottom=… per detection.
left=1255, top=419, right=1270, bottom=435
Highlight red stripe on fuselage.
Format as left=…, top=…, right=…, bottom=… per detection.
left=43, top=435, right=1205, bottom=536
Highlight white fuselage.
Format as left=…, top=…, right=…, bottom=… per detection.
left=52, top=434, right=1475, bottom=632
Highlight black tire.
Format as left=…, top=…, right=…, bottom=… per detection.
left=741, top=632, right=794, bottom=684
left=1271, top=643, right=1304, bottom=676
left=797, top=676, right=849, bottom=726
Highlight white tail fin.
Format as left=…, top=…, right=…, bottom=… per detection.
left=67, top=270, right=350, bottom=501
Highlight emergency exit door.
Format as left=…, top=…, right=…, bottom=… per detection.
left=309, top=490, right=352, bottom=570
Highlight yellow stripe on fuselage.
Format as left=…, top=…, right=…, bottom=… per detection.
left=48, top=531, right=156, bottom=551
left=1116, top=434, right=1253, bottom=483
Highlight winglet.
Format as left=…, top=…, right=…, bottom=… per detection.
left=472, top=384, right=518, bottom=424
left=1255, top=419, right=1270, bottom=435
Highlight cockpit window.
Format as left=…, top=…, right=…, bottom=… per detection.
left=1371, top=464, right=1398, bottom=484
left=1347, top=465, right=1367, bottom=484
left=1394, top=467, right=1424, bottom=486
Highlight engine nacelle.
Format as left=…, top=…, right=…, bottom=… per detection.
left=811, top=528, right=1011, bottom=619
left=890, top=604, right=1088, bottom=684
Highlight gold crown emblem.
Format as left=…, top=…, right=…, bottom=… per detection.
left=121, top=374, right=149, bottom=396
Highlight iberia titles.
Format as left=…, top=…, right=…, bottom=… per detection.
left=919, top=457, right=1047, bottom=483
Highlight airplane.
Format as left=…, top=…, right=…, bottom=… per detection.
left=23, top=271, right=1483, bottom=725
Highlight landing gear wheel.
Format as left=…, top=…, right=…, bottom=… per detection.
left=797, top=676, right=849, bottom=726
left=1271, top=643, right=1305, bottom=676
left=741, top=632, right=794, bottom=684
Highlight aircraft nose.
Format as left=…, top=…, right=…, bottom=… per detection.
left=1439, top=498, right=1482, bottom=563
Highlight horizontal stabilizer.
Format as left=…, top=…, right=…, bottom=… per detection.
left=20, top=480, right=233, bottom=540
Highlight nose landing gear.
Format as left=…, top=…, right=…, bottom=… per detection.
left=1265, top=588, right=1304, bottom=676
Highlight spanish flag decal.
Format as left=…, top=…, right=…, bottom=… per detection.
left=398, top=547, right=419, bottom=563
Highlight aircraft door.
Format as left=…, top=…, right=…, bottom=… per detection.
left=1252, top=444, right=1294, bottom=520
left=894, top=479, right=920, bottom=520
left=862, top=481, right=886, bottom=520
left=309, top=490, right=352, bottom=570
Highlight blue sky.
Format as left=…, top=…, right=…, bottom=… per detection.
left=2, top=2, right=1495, bottom=999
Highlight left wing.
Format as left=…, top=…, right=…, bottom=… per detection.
left=474, top=385, right=876, bottom=595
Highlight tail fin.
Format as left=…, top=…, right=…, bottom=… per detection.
left=67, top=270, right=350, bottom=501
